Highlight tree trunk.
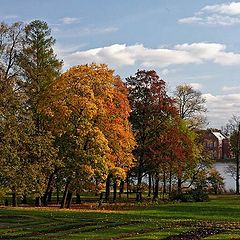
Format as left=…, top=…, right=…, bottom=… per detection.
left=76, top=193, right=81, bottom=204
left=153, top=173, right=160, bottom=200
left=12, top=191, right=17, bottom=207
left=98, top=192, right=104, bottom=207
left=152, top=175, right=155, bottom=194
left=66, top=191, right=73, bottom=208
left=169, top=168, right=172, bottom=194
left=47, top=190, right=52, bottom=202
left=35, top=197, right=41, bottom=207
left=163, top=171, right=166, bottom=194
left=60, top=181, right=70, bottom=208
left=22, top=195, right=27, bottom=204
left=148, top=173, right=152, bottom=197
left=56, top=187, right=60, bottom=204
left=105, top=174, right=111, bottom=201
left=236, top=124, right=240, bottom=194
left=113, top=182, right=117, bottom=202
left=126, top=173, right=129, bottom=199
left=236, top=161, right=239, bottom=194
left=95, top=178, right=99, bottom=196
left=43, top=171, right=55, bottom=206
left=119, top=180, right=124, bottom=198
left=56, top=182, right=60, bottom=204
left=136, top=168, right=142, bottom=201
left=177, top=177, right=182, bottom=193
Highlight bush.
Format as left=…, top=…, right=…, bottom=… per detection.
left=207, top=169, right=225, bottom=194
left=170, top=188, right=209, bottom=202
left=170, top=191, right=193, bottom=202
left=191, top=187, right=209, bottom=202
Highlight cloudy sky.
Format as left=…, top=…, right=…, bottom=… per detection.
left=2, top=0, right=240, bottom=128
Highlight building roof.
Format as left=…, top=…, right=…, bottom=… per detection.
left=212, top=132, right=226, bottom=141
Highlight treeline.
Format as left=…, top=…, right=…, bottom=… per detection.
left=0, top=20, right=214, bottom=208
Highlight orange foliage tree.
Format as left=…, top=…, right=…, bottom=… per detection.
left=42, top=64, right=135, bottom=207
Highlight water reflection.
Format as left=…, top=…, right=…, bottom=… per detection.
left=214, top=162, right=235, bottom=191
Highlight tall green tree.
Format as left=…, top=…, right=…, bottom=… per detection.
left=19, top=20, right=62, bottom=111
left=0, top=22, right=28, bottom=206
left=18, top=20, right=62, bottom=206
left=0, top=20, right=61, bottom=206
left=0, top=71, right=56, bottom=206
left=0, top=71, right=25, bottom=206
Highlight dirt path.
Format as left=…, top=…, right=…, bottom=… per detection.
left=163, top=228, right=223, bottom=240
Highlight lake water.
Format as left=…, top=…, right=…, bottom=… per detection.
left=214, top=162, right=236, bottom=191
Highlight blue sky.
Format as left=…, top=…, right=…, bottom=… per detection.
left=2, top=0, right=240, bottom=128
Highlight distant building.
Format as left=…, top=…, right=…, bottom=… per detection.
left=203, top=130, right=232, bottom=160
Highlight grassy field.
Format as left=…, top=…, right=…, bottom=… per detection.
left=0, top=195, right=240, bottom=240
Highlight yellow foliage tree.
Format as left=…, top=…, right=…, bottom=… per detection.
left=42, top=64, right=135, bottom=207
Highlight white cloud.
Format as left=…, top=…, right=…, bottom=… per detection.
left=189, top=83, right=203, bottom=90
left=179, top=2, right=240, bottom=26
left=202, top=2, right=240, bottom=15
left=222, top=85, right=240, bottom=93
left=178, top=16, right=203, bottom=24
left=214, top=51, right=240, bottom=65
left=62, top=42, right=240, bottom=70
left=174, top=43, right=225, bottom=59
left=61, top=17, right=80, bottom=25
left=65, top=44, right=137, bottom=69
left=179, top=14, right=240, bottom=26
left=205, top=14, right=240, bottom=26
left=204, top=92, right=240, bottom=128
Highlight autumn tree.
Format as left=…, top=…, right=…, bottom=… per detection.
left=42, top=64, right=135, bottom=207
left=174, top=84, right=207, bottom=128
left=96, top=77, right=135, bottom=201
left=126, top=70, right=176, bottom=201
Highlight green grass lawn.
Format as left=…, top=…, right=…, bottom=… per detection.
left=0, top=195, right=240, bottom=239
